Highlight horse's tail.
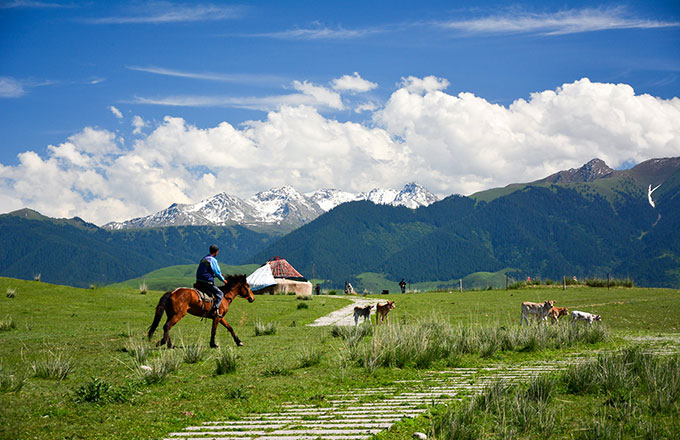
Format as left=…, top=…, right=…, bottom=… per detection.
left=148, top=290, right=173, bottom=340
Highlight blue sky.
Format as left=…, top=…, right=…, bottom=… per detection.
left=1, top=1, right=679, bottom=224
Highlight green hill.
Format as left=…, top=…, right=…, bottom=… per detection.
left=108, top=263, right=260, bottom=291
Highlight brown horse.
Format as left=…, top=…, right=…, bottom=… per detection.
left=148, top=274, right=255, bottom=348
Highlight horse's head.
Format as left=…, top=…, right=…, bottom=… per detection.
left=236, top=274, right=255, bottom=303
left=221, top=275, right=255, bottom=303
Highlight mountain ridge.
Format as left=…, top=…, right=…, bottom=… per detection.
left=103, top=182, right=439, bottom=232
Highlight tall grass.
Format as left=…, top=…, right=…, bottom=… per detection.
left=214, top=347, right=237, bottom=375
left=0, top=315, right=16, bottom=332
left=124, top=338, right=150, bottom=364
left=254, top=319, right=278, bottom=336
left=31, top=351, right=74, bottom=380
left=136, top=350, right=181, bottom=385
left=297, top=346, right=322, bottom=368
left=181, top=343, right=207, bottom=364
left=342, top=316, right=608, bottom=370
left=564, top=347, right=680, bottom=413
left=0, top=364, right=25, bottom=393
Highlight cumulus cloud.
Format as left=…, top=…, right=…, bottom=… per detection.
left=109, top=105, right=123, bottom=118
left=375, top=77, right=680, bottom=194
left=132, top=115, right=146, bottom=134
left=331, top=72, right=378, bottom=93
left=1, top=77, right=679, bottom=225
left=399, top=75, right=450, bottom=94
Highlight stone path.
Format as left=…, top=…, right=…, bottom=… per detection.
left=163, top=361, right=569, bottom=440
left=307, top=296, right=385, bottom=327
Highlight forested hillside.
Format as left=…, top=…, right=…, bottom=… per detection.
left=0, top=210, right=274, bottom=287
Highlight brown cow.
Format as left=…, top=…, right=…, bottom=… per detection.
left=548, top=306, right=569, bottom=324
left=375, top=301, right=395, bottom=324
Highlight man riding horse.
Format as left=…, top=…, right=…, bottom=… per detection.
left=196, top=244, right=226, bottom=317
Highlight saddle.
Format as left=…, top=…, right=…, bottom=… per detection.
left=192, top=283, right=214, bottom=304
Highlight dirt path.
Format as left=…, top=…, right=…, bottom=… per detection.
left=307, top=295, right=385, bottom=327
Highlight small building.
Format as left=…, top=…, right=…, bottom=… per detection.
left=247, top=256, right=313, bottom=296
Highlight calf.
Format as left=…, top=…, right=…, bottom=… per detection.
left=548, top=306, right=569, bottom=324
left=353, top=305, right=373, bottom=325
left=570, top=310, right=602, bottom=326
left=520, top=300, right=555, bottom=326
left=375, top=301, right=395, bottom=324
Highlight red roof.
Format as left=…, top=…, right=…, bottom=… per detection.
left=267, top=256, right=304, bottom=278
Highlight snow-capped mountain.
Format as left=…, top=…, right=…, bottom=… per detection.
left=103, top=183, right=439, bottom=231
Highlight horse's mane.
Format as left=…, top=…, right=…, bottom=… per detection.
left=223, top=274, right=247, bottom=290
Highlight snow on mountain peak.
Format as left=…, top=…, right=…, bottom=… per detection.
left=103, top=183, right=439, bottom=231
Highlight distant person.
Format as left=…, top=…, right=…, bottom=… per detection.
left=315, top=283, right=320, bottom=295
left=347, top=282, right=355, bottom=295
left=399, top=279, right=406, bottom=294
left=196, top=244, right=227, bottom=317
left=344, top=281, right=349, bottom=295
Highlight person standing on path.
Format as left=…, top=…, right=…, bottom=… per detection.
left=399, top=279, right=406, bottom=294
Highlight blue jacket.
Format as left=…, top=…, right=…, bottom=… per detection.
left=196, top=254, right=226, bottom=284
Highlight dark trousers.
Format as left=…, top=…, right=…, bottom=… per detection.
left=197, top=282, right=224, bottom=310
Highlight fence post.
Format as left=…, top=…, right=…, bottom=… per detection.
left=459, top=279, right=462, bottom=293
left=562, top=275, right=566, bottom=291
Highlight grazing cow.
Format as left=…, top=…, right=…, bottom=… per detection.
left=375, top=301, right=396, bottom=324
left=353, top=305, right=373, bottom=325
left=520, top=300, right=555, bottom=326
left=571, top=310, right=602, bottom=326
left=548, top=306, right=569, bottom=324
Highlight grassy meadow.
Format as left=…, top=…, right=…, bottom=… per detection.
left=1, top=276, right=679, bottom=439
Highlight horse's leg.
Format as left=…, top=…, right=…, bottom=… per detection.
left=217, top=317, right=243, bottom=347
left=210, top=318, right=220, bottom=349
left=157, top=311, right=172, bottom=347
left=160, top=309, right=187, bottom=348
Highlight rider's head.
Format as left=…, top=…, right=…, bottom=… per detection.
left=209, top=244, right=219, bottom=255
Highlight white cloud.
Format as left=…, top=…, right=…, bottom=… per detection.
left=0, top=77, right=25, bottom=98
left=109, top=105, right=123, bottom=118
left=331, top=72, right=378, bottom=93
left=375, top=77, right=680, bottom=194
left=127, top=66, right=285, bottom=85
left=291, top=81, right=344, bottom=110
left=0, top=1, right=74, bottom=8
left=438, top=7, right=680, bottom=36
left=1, top=77, right=679, bottom=225
left=86, top=3, right=243, bottom=24
left=133, top=80, right=344, bottom=111
left=399, top=76, right=450, bottom=94
left=355, top=101, right=379, bottom=113
left=132, top=115, right=146, bottom=134
left=247, top=25, right=382, bottom=40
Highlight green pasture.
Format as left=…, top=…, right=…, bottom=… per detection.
left=0, top=276, right=679, bottom=439
left=356, top=268, right=517, bottom=293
